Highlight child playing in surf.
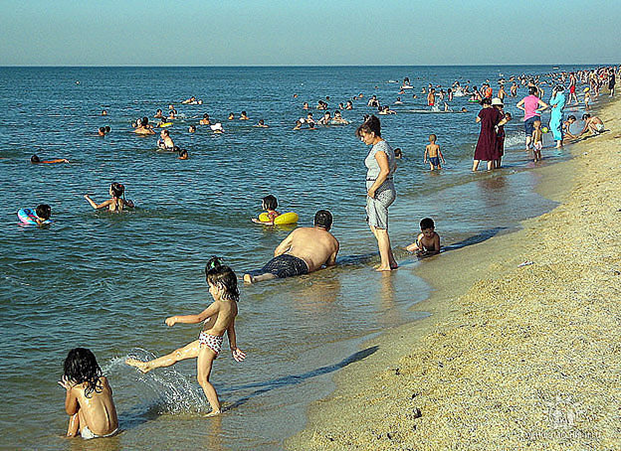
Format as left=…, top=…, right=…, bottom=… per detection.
left=251, top=195, right=280, bottom=225
left=532, top=120, right=543, bottom=162
left=406, top=217, right=440, bottom=256
left=84, top=183, right=134, bottom=212
left=21, top=204, right=52, bottom=226
left=59, top=348, right=119, bottom=439
left=424, top=134, right=445, bottom=170
left=126, top=257, right=246, bottom=416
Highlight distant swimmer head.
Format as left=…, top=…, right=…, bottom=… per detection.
left=314, top=210, right=333, bottom=231
left=141, top=117, right=149, bottom=126
left=356, top=115, right=381, bottom=141
left=31, top=155, right=40, bottom=163
left=63, top=348, right=102, bottom=398
left=105, top=126, right=111, bottom=133
left=109, top=182, right=125, bottom=198
left=178, top=149, right=188, bottom=160
left=36, top=204, right=51, bottom=220
left=205, top=256, right=239, bottom=302
left=262, top=195, right=278, bottom=211
left=203, top=113, right=210, bottom=119
left=101, top=110, right=108, bottom=116
left=98, top=127, right=106, bottom=135
left=188, top=125, right=196, bottom=133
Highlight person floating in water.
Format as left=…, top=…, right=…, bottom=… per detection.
left=126, top=257, right=246, bottom=416
left=244, top=210, right=339, bottom=283
left=59, top=348, right=118, bottom=439
left=84, top=183, right=134, bottom=212
left=406, top=217, right=440, bottom=257
left=251, top=195, right=280, bottom=225
left=31, top=155, right=69, bottom=164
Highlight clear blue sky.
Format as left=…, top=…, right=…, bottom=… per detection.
left=1, top=0, right=619, bottom=66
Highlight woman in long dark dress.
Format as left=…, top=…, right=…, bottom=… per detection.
left=472, top=97, right=505, bottom=172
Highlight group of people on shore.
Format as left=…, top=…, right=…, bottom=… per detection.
left=48, top=66, right=618, bottom=440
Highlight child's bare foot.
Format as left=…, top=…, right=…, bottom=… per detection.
left=243, top=274, right=255, bottom=284
left=204, top=409, right=222, bottom=417
left=125, top=358, right=151, bottom=373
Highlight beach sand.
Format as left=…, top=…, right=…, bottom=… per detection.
left=288, top=98, right=621, bottom=450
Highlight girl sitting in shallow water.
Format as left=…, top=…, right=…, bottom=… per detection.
left=59, top=348, right=118, bottom=439
left=126, top=257, right=245, bottom=416
left=84, top=182, right=134, bottom=212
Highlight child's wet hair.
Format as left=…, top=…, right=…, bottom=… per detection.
left=567, top=115, right=576, bottom=121
left=314, top=210, right=333, bottom=230
left=429, top=134, right=437, bottom=142
left=420, top=217, right=435, bottom=230
left=110, top=182, right=125, bottom=198
left=63, top=348, right=103, bottom=398
left=262, top=195, right=278, bottom=210
left=205, top=256, right=239, bottom=302
left=36, top=204, right=51, bottom=220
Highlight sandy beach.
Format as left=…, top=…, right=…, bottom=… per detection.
left=289, top=97, right=621, bottom=450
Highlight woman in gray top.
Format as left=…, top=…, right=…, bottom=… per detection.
left=356, top=115, right=397, bottom=271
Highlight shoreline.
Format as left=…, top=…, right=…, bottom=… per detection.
left=288, top=96, right=620, bottom=449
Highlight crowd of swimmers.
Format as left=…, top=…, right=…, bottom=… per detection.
left=22, top=66, right=618, bottom=439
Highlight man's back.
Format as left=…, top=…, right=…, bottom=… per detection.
left=286, top=227, right=339, bottom=272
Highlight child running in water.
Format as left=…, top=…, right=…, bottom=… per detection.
left=126, top=257, right=246, bottom=416
left=59, top=348, right=119, bottom=439
left=406, top=217, right=441, bottom=256
left=424, top=134, right=445, bottom=170
left=252, top=195, right=280, bottom=225
left=532, top=120, right=543, bottom=161
left=84, top=183, right=134, bottom=212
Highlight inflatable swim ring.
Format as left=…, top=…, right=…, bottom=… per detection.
left=17, top=208, right=52, bottom=225
left=258, top=212, right=298, bottom=225
left=157, top=122, right=173, bottom=128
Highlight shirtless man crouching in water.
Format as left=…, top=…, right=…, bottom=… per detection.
left=244, top=210, right=339, bottom=283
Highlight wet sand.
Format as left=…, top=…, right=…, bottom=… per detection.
left=288, top=97, right=621, bottom=450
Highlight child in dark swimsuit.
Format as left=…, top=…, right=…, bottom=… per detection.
left=406, top=217, right=440, bottom=256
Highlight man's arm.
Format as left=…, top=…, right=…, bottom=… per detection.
left=274, top=230, right=295, bottom=257
left=326, top=240, right=339, bottom=267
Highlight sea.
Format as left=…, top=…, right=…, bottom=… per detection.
left=0, top=65, right=595, bottom=450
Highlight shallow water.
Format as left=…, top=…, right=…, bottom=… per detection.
left=0, top=65, right=592, bottom=449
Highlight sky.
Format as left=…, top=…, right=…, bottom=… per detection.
left=1, top=0, right=619, bottom=66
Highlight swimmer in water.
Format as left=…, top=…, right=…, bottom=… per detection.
left=182, top=96, right=196, bottom=104
left=200, top=114, right=211, bottom=125
left=178, top=149, right=189, bottom=160
left=98, top=127, right=106, bottom=137
left=318, top=111, right=332, bottom=125
left=24, top=204, right=52, bottom=226
left=254, top=119, right=268, bottom=128
left=240, top=111, right=249, bottom=121
left=394, top=97, right=404, bottom=105
left=84, top=182, right=134, bottom=212
left=101, top=110, right=108, bottom=116
left=188, top=125, right=196, bottom=133
left=228, top=112, right=234, bottom=120
left=31, top=155, right=69, bottom=164
left=303, top=102, right=309, bottom=110
left=134, top=117, right=155, bottom=135
left=154, top=109, right=164, bottom=119
left=126, top=257, right=246, bottom=417
left=251, top=195, right=280, bottom=225
left=157, top=130, right=176, bottom=150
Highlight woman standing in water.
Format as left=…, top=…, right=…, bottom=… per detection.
left=516, top=86, right=549, bottom=150
left=549, top=85, right=566, bottom=148
left=357, top=116, right=398, bottom=271
left=472, top=97, right=507, bottom=172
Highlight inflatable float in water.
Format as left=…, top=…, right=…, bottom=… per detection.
left=17, top=208, right=52, bottom=226
left=258, top=212, right=298, bottom=225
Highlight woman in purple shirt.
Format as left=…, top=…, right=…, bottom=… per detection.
left=516, top=86, right=549, bottom=150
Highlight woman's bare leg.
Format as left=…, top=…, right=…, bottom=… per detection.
left=126, top=340, right=200, bottom=373
left=197, top=347, right=220, bottom=415
left=373, top=226, right=394, bottom=271
left=472, top=160, right=480, bottom=172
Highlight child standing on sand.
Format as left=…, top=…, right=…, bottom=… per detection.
left=126, top=257, right=245, bottom=416
left=406, top=217, right=440, bottom=256
left=59, top=348, right=118, bottom=439
left=424, top=134, right=445, bottom=170
left=532, top=120, right=543, bottom=162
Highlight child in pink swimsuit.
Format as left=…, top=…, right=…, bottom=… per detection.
left=126, top=257, right=246, bottom=416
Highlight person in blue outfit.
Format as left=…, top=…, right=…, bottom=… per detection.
left=549, top=85, right=566, bottom=148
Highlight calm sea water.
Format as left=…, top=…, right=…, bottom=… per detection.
left=0, top=65, right=592, bottom=450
